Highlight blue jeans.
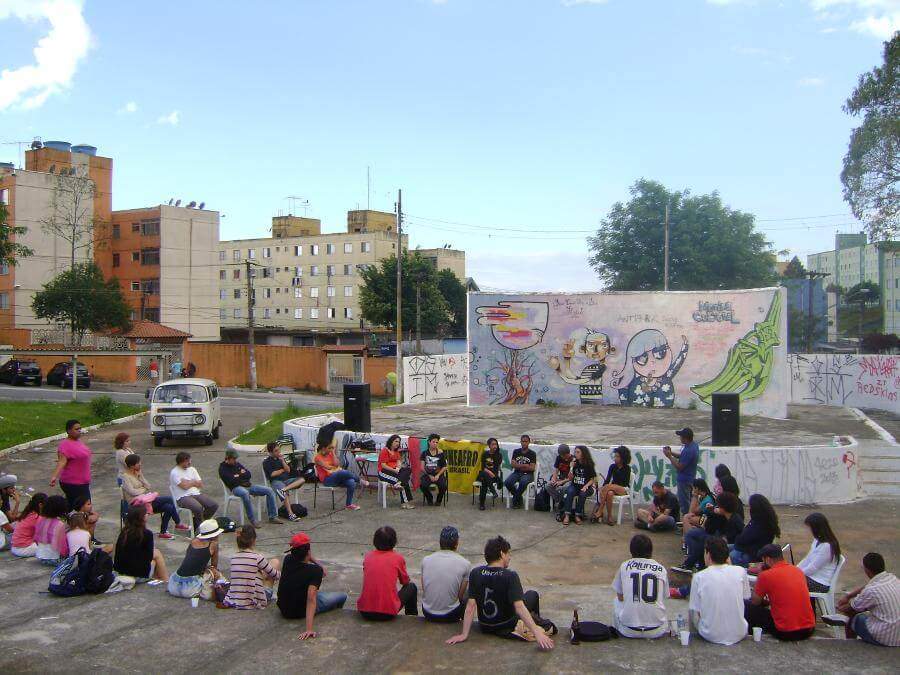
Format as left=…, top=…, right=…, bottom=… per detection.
left=563, top=483, right=594, bottom=516
left=316, top=590, right=348, bottom=614
left=676, top=481, right=692, bottom=519
left=504, top=471, right=534, bottom=501
left=684, top=527, right=708, bottom=569
left=232, top=484, right=277, bottom=520
left=151, top=496, right=180, bottom=533
left=324, top=470, right=357, bottom=506
left=852, top=614, right=885, bottom=646
left=728, top=545, right=754, bottom=568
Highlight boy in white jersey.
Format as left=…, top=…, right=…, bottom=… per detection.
left=611, top=534, right=669, bottom=638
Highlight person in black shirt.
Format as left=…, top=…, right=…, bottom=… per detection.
left=262, top=441, right=306, bottom=521
left=477, top=438, right=504, bottom=510
left=675, top=491, right=744, bottom=573
left=594, top=446, right=632, bottom=525
left=562, top=445, right=597, bottom=525
left=636, top=481, right=681, bottom=531
left=446, top=535, right=554, bottom=650
left=546, top=444, right=573, bottom=516
left=504, top=435, right=537, bottom=509
left=420, top=434, right=449, bottom=506
left=278, top=532, right=347, bottom=639
left=114, top=504, right=169, bottom=581
left=219, top=449, right=282, bottom=526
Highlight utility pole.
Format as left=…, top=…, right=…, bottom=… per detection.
left=663, top=203, right=670, bottom=291
left=395, top=190, right=403, bottom=403
left=245, top=259, right=259, bottom=390
left=416, top=282, right=422, bottom=355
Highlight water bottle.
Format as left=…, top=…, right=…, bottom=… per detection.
left=677, top=613, right=686, bottom=633
left=570, top=609, right=581, bottom=645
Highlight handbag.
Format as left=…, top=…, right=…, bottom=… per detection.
left=570, top=610, right=617, bottom=643
left=130, top=492, right=158, bottom=515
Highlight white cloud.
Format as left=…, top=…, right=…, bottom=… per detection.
left=0, top=0, right=92, bottom=111
left=810, top=0, right=900, bottom=39
left=798, top=76, right=826, bottom=86
left=118, top=100, right=138, bottom=114
left=156, top=110, right=180, bottom=126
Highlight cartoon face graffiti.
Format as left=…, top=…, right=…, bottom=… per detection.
left=549, top=328, right=616, bottom=404
left=475, top=302, right=549, bottom=351
left=611, top=329, right=689, bottom=408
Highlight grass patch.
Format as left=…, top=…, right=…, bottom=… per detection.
left=0, top=400, right=146, bottom=450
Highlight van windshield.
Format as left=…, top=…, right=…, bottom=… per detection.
left=153, top=384, right=209, bottom=404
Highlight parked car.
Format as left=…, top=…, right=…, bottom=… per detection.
left=46, top=361, right=92, bottom=389
left=148, top=378, right=222, bottom=447
left=0, top=359, right=42, bottom=386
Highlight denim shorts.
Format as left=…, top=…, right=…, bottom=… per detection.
left=168, top=572, right=204, bottom=598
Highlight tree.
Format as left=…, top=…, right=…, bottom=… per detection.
left=436, top=268, right=467, bottom=335
left=781, top=256, right=807, bottom=279
left=32, top=262, right=131, bottom=347
left=0, top=201, right=33, bottom=267
left=358, top=252, right=452, bottom=336
left=587, top=179, right=777, bottom=290
left=787, top=308, right=826, bottom=352
left=839, top=281, right=883, bottom=340
left=844, top=280, right=881, bottom=306
left=841, top=33, right=899, bottom=241
left=40, top=169, right=100, bottom=269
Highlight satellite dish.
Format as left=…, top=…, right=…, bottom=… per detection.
left=198, top=202, right=205, bottom=209
left=175, top=199, right=181, bottom=207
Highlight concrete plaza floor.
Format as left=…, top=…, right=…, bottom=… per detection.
left=0, top=404, right=898, bottom=673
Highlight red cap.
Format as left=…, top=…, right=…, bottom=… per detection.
left=290, top=532, right=310, bottom=548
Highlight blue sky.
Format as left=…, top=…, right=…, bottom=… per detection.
left=1, top=0, right=897, bottom=291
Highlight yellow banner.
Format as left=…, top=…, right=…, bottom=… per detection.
left=439, top=439, right=485, bottom=494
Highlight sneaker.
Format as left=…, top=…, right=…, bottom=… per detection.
left=287, top=513, right=300, bottom=522
left=479, top=503, right=486, bottom=511
left=670, top=565, right=694, bottom=575
left=175, top=524, right=191, bottom=531
left=822, top=614, right=849, bottom=626
left=268, top=517, right=284, bottom=525
left=346, top=504, right=361, bottom=511
left=274, top=487, right=286, bottom=502
left=158, top=532, right=174, bottom=540
left=669, top=587, right=684, bottom=599
left=400, top=503, right=415, bottom=510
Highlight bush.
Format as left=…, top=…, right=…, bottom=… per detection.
left=89, top=395, right=119, bottom=422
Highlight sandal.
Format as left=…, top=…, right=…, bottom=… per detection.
left=574, top=515, right=582, bottom=525
left=562, top=515, right=570, bottom=526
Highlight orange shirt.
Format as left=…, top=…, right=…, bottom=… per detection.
left=378, top=447, right=401, bottom=473
left=314, top=450, right=338, bottom=483
left=754, top=560, right=815, bottom=632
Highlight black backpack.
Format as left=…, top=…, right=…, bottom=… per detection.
left=216, top=516, right=237, bottom=533
left=570, top=610, right=618, bottom=643
left=82, top=548, right=114, bottom=594
left=278, top=503, right=308, bottom=519
left=49, top=552, right=88, bottom=597
left=533, top=487, right=551, bottom=512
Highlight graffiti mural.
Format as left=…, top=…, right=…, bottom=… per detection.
left=403, top=354, right=469, bottom=404
left=788, top=353, right=900, bottom=414
left=469, top=288, right=788, bottom=417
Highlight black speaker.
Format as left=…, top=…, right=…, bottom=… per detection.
left=711, top=393, right=740, bottom=446
left=343, top=383, right=371, bottom=432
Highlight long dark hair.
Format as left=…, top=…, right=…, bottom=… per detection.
left=120, top=504, right=147, bottom=547
left=486, top=437, right=499, bottom=453
left=613, top=445, right=631, bottom=466
left=385, top=434, right=401, bottom=451
left=574, top=445, right=596, bottom=474
left=715, top=464, right=731, bottom=480
left=804, top=512, right=840, bottom=561
left=748, top=494, right=780, bottom=538
left=42, top=494, right=69, bottom=520
left=692, top=478, right=711, bottom=497
left=18, top=492, right=47, bottom=521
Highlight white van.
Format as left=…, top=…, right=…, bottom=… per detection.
left=148, top=378, right=222, bottom=447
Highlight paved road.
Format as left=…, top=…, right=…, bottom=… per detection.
left=0, top=383, right=338, bottom=412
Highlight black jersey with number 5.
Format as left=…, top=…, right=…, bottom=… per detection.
left=467, top=565, right=524, bottom=633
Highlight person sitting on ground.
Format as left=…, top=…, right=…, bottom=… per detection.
left=262, top=441, right=306, bottom=522
left=114, top=504, right=169, bottom=582
left=222, top=524, right=281, bottom=609
left=675, top=491, right=743, bottom=574
left=71, top=495, right=103, bottom=546
left=797, top=512, right=842, bottom=593
left=745, top=543, right=815, bottom=641
left=562, top=445, right=597, bottom=526
left=718, top=472, right=744, bottom=520
left=278, top=532, right=347, bottom=637
left=422, top=526, right=471, bottom=622
left=167, top=518, right=224, bottom=600
left=378, top=435, right=414, bottom=509
left=611, top=534, right=669, bottom=638
left=729, top=494, right=780, bottom=568
left=34, top=494, right=70, bottom=565
left=447, top=535, right=554, bottom=650
left=66, top=512, right=92, bottom=554
left=170, top=452, right=218, bottom=529
left=663, top=428, right=700, bottom=518
left=713, top=464, right=732, bottom=496
left=219, top=449, right=283, bottom=526
left=594, top=445, right=631, bottom=525
left=0, top=503, right=12, bottom=552
left=10, top=492, right=46, bottom=557
left=636, top=481, right=681, bottom=532
left=314, top=440, right=365, bottom=511
left=122, top=454, right=188, bottom=539
left=680, top=478, right=715, bottom=544
left=504, top=435, right=537, bottom=509
left=358, top=526, right=418, bottom=620
left=0, top=474, right=20, bottom=520
left=684, top=537, right=751, bottom=644
left=477, top=438, right=504, bottom=510
left=420, top=434, right=449, bottom=506
left=826, top=552, right=900, bottom=647
left=546, top=444, right=573, bottom=517
left=114, top=433, right=134, bottom=486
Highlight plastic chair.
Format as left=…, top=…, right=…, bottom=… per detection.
left=313, top=481, right=338, bottom=510
left=168, top=487, right=195, bottom=539
left=219, top=479, right=264, bottom=526
left=470, top=479, right=503, bottom=507
left=422, top=481, right=448, bottom=506
left=505, top=461, right=540, bottom=511
left=613, top=490, right=636, bottom=524
left=810, top=554, right=847, bottom=618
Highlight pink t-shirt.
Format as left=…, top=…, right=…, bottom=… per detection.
left=34, top=517, right=69, bottom=557
left=58, top=438, right=92, bottom=484
left=11, top=511, right=39, bottom=548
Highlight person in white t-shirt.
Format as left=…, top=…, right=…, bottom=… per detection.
left=421, top=526, right=471, bottom=622
left=688, top=536, right=751, bottom=645
left=0, top=509, right=12, bottom=551
left=611, top=534, right=669, bottom=638
left=169, top=452, right=218, bottom=529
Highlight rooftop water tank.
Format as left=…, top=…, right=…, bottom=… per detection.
left=71, top=144, right=97, bottom=156
left=43, top=141, right=71, bottom=152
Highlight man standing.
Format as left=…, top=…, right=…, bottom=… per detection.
left=278, top=532, right=347, bottom=639
left=545, top=444, right=573, bottom=517
left=447, top=535, right=553, bottom=649
left=504, top=435, right=537, bottom=509
left=635, top=481, right=680, bottom=532
left=218, top=449, right=283, bottom=527
left=688, top=537, right=750, bottom=645
left=663, top=428, right=699, bottom=518
left=611, top=534, right=669, bottom=639
left=746, top=544, right=815, bottom=641
left=262, top=442, right=307, bottom=522
left=825, top=552, right=900, bottom=646
left=422, top=526, right=471, bottom=622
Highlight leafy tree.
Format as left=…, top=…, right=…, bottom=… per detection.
left=588, top=179, right=776, bottom=291
left=841, top=33, right=899, bottom=241
left=861, top=332, right=900, bottom=353
left=32, top=262, right=131, bottom=347
left=787, top=308, right=827, bottom=352
left=781, top=256, right=807, bottom=279
left=0, top=201, right=33, bottom=267
left=436, top=268, right=467, bottom=335
left=844, top=280, right=881, bottom=306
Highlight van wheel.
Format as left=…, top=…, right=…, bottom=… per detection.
left=154, top=436, right=163, bottom=447
left=204, top=435, right=214, bottom=446
left=212, top=424, right=220, bottom=440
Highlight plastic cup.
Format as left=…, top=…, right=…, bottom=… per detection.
left=670, top=620, right=679, bottom=637
left=191, top=597, right=199, bottom=608
left=753, top=627, right=762, bottom=642
left=679, top=630, right=690, bottom=646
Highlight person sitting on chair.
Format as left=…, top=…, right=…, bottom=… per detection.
left=378, top=435, right=414, bottom=510
left=121, top=453, right=188, bottom=539
left=594, top=446, right=631, bottom=526
left=504, top=435, right=536, bottom=509
left=314, top=440, right=365, bottom=511
left=477, top=438, right=504, bottom=510
left=546, top=444, right=573, bottom=518
left=262, top=441, right=306, bottom=522
left=796, top=512, right=842, bottom=594
left=562, top=445, right=597, bottom=526
left=218, top=449, right=283, bottom=527
left=420, top=434, right=448, bottom=506
left=169, top=452, right=218, bottom=530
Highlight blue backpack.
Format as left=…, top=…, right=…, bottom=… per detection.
left=49, top=549, right=114, bottom=597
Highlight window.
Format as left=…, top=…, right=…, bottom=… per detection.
left=264, top=288, right=272, bottom=299
left=263, top=247, right=272, bottom=258
left=220, top=309, right=226, bottom=319
left=310, top=287, right=319, bottom=298
left=291, top=276, right=302, bottom=287
left=141, top=248, right=160, bottom=265
left=112, top=224, right=120, bottom=239
left=233, top=249, right=240, bottom=261
left=327, top=307, right=336, bottom=319
left=132, top=223, right=140, bottom=233
left=141, top=279, right=160, bottom=295
left=262, top=267, right=273, bottom=278
left=344, top=264, right=353, bottom=276
left=896, top=299, right=900, bottom=311
left=294, top=308, right=302, bottom=319
left=344, top=242, right=353, bottom=253
left=361, top=242, right=371, bottom=253
left=112, top=253, right=120, bottom=268
left=0, top=292, right=8, bottom=310
left=219, top=289, right=226, bottom=300
left=131, top=252, right=140, bottom=262
left=142, top=307, right=160, bottom=322
left=294, top=266, right=303, bottom=276
left=130, top=310, right=138, bottom=321
left=326, top=243, right=335, bottom=255
left=344, top=307, right=353, bottom=319
left=219, top=250, right=226, bottom=262
left=264, top=308, right=271, bottom=318
left=293, top=245, right=302, bottom=256
left=311, top=265, right=319, bottom=276
left=234, top=288, right=241, bottom=299
left=344, top=285, right=353, bottom=297
left=311, top=244, right=319, bottom=256
left=233, top=269, right=241, bottom=280
left=234, top=308, right=242, bottom=319
left=310, top=308, right=319, bottom=319
left=219, top=269, right=226, bottom=280
left=327, top=264, right=335, bottom=276
left=276, top=287, right=281, bottom=294
left=327, top=286, right=335, bottom=297
left=130, top=281, right=140, bottom=291
left=141, top=220, right=160, bottom=236
left=248, top=249, right=256, bottom=259
left=294, top=287, right=302, bottom=298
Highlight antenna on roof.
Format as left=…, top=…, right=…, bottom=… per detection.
left=187, top=201, right=197, bottom=208
left=168, top=198, right=174, bottom=205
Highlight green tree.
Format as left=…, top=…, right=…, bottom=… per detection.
left=839, top=281, right=883, bottom=340
left=0, top=201, right=33, bottom=267
left=587, top=179, right=776, bottom=290
left=844, top=280, right=881, bottom=306
left=841, top=33, right=899, bottom=241
left=436, top=268, right=467, bottom=335
left=359, top=252, right=452, bottom=336
left=781, top=256, right=807, bottom=279
left=787, top=308, right=827, bottom=352
left=32, top=262, right=131, bottom=347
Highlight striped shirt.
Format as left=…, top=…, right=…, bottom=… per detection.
left=224, top=550, right=280, bottom=610
left=851, top=571, right=900, bottom=647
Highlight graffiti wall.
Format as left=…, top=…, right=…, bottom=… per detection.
left=403, top=354, right=469, bottom=404
left=788, top=353, right=900, bottom=414
left=468, top=288, right=788, bottom=418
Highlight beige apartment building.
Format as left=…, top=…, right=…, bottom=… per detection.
left=217, top=210, right=466, bottom=344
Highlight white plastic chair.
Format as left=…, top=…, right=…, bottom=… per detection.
left=219, top=479, right=264, bottom=526
left=505, top=461, right=540, bottom=511
left=169, top=487, right=195, bottom=539
left=613, top=490, right=636, bottom=524
left=378, top=479, right=402, bottom=508
left=810, top=554, right=847, bottom=618
left=313, top=482, right=338, bottom=509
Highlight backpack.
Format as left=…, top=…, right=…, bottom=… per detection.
left=533, top=487, right=551, bottom=512
left=82, top=548, right=114, bottom=594
left=570, top=610, right=618, bottom=643
left=48, top=551, right=89, bottom=597
left=216, top=516, right=237, bottom=533
left=278, top=503, right=308, bottom=519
